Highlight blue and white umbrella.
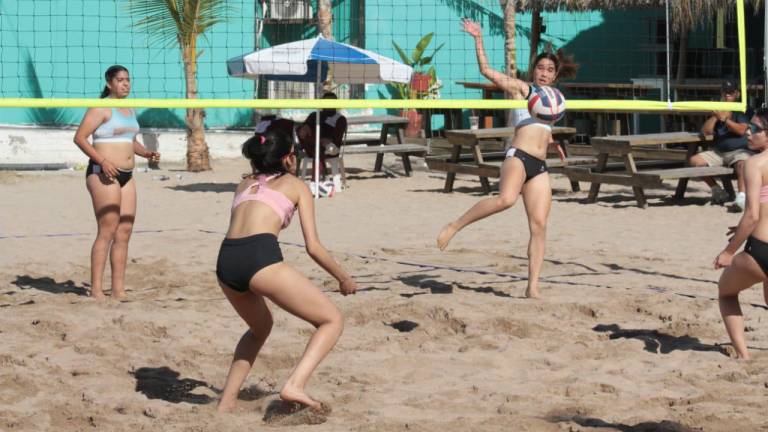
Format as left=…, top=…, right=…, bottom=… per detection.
left=228, top=36, right=413, bottom=196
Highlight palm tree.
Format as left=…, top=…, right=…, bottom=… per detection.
left=126, top=0, right=230, bottom=172
left=317, top=0, right=333, bottom=91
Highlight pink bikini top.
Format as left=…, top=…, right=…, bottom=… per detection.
left=760, top=185, right=768, bottom=203
left=231, top=174, right=296, bottom=229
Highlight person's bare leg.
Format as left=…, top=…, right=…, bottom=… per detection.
left=251, top=263, right=343, bottom=409
left=218, top=283, right=273, bottom=413
left=521, top=173, right=552, bottom=298
left=437, top=157, right=525, bottom=250
left=734, top=160, right=746, bottom=193
left=109, top=179, right=136, bottom=299
left=689, top=154, right=716, bottom=187
left=718, top=252, right=764, bottom=359
left=86, top=175, right=121, bottom=299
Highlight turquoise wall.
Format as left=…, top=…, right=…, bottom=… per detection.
left=0, top=0, right=256, bottom=127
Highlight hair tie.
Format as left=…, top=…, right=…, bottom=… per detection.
left=259, top=135, right=266, bottom=145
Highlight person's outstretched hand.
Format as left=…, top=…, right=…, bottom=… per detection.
left=461, top=18, right=482, bottom=38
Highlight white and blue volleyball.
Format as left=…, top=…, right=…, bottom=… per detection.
left=527, top=85, right=566, bottom=124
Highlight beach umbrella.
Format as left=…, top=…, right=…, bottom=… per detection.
left=227, top=36, right=413, bottom=197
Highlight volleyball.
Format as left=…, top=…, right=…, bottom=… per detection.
left=527, top=85, right=566, bottom=125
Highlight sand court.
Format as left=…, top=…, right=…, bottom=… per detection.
left=1, top=154, right=767, bottom=431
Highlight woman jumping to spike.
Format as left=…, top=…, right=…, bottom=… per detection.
left=714, top=108, right=768, bottom=360
left=437, top=19, right=577, bottom=298
left=216, top=129, right=357, bottom=412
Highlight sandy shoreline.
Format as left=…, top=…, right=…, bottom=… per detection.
left=1, top=154, right=766, bottom=431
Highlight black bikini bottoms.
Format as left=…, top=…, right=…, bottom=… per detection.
left=745, top=235, right=768, bottom=277
left=216, top=233, right=284, bottom=292
left=86, top=160, right=133, bottom=187
left=505, top=147, right=548, bottom=183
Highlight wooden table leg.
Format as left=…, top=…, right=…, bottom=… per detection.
left=374, top=125, right=388, bottom=172
left=472, top=144, right=491, bottom=194
left=560, top=138, right=580, bottom=192
left=623, top=153, right=647, bottom=208
left=444, top=144, right=462, bottom=193
left=674, top=142, right=699, bottom=200
left=587, top=153, right=608, bottom=203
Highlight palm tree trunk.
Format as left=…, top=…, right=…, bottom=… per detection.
left=182, top=43, right=211, bottom=172
left=529, top=8, right=542, bottom=78
left=317, top=0, right=333, bottom=91
left=501, top=0, right=516, bottom=138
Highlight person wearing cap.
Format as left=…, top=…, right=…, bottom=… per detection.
left=689, top=80, right=752, bottom=209
left=297, top=91, right=348, bottom=175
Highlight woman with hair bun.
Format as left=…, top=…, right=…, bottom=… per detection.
left=216, top=129, right=357, bottom=413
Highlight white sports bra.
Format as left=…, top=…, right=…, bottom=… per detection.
left=511, top=108, right=552, bottom=131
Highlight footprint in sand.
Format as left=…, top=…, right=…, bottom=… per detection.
left=262, top=400, right=332, bottom=426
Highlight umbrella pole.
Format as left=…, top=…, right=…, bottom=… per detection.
left=314, top=63, right=321, bottom=199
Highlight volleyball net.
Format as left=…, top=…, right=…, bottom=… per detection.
left=0, top=0, right=751, bottom=125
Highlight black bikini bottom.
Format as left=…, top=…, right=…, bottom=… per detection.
left=216, top=233, right=283, bottom=292
left=86, top=160, right=133, bottom=187
left=505, top=147, right=548, bottom=183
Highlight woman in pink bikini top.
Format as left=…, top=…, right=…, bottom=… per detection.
left=714, top=107, right=768, bottom=360
left=215, top=129, right=357, bottom=413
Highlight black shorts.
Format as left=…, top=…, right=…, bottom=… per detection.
left=505, top=147, right=548, bottom=182
left=745, top=235, right=768, bottom=277
left=86, top=160, right=133, bottom=187
left=216, top=233, right=283, bottom=292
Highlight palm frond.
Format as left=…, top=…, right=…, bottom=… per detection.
left=126, top=0, right=231, bottom=48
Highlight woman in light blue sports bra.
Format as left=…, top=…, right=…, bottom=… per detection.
left=73, top=65, right=160, bottom=299
left=438, top=19, right=577, bottom=299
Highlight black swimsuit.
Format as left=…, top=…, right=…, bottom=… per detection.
left=216, top=233, right=283, bottom=292
left=505, top=147, right=548, bottom=182
left=745, top=236, right=768, bottom=277
left=86, top=160, right=133, bottom=187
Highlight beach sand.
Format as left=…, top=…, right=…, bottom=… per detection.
left=1, top=154, right=766, bottom=431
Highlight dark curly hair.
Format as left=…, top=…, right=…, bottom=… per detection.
left=242, top=129, right=294, bottom=175
left=100, top=65, right=129, bottom=98
left=753, top=107, right=768, bottom=126
left=532, top=48, right=579, bottom=81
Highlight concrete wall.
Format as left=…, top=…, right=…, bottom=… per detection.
left=0, top=126, right=249, bottom=166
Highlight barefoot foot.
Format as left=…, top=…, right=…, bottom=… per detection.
left=90, top=289, right=106, bottom=299
left=280, top=385, right=320, bottom=410
left=217, top=399, right=237, bottom=413
left=524, top=286, right=540, bottom=299
left=437, top=223, right=458, bottom=251
left=111, top=289, right=127, bottom=299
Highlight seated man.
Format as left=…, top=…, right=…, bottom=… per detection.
left=689, top=80, right=751, bottom=209
left=297, top=91, right=347, bottom=175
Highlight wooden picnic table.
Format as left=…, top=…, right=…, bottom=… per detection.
left=338, top=115, right=428, bottom=185
left=429, top=126, right=579, bottom=194
left=342, top=114, right=420, bottom=174
left=563, top=131, right=733, bottom=208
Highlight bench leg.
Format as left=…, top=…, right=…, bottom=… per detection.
left=443, top=145, right=462, bottom=193
left=632, top=186, right=647, bottom=208
left=674, top=178, right=689, bottom=201
left=401, top=153, right=412, bottom=176
left=722, top=176, right=736, bottom=200
left=587, top=154, right=609, bottom=203
left=570, top=180, right=581, bottom=192
left=374, top=153, right=384, bottom=172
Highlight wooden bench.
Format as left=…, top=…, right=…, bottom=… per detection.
left=426, top=156, right=597, bottom=181
left=341, top=143, right=428, bottom=177
left=563, top=132, right=725, bottom=207
left=433, top=126, right=578, bottom=194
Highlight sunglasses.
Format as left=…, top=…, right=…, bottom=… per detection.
left=748, top=122, right=767, bottom=135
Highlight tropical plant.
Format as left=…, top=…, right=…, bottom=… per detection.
left=126, top=0, right=230, bottom=172
left=392, top=33, right=444, bottom=99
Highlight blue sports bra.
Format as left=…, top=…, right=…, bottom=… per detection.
left=93, top=108, right=140, bottom=144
